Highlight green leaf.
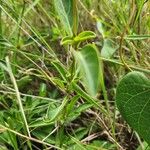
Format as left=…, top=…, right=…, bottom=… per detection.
left=52, top=77, right=65, bottom=89
left=0, top=37, right=13, bottom=48
left=52, top=61, right=68, bottom=81
left=47, top=97, right=68, bottom=122
left=73, top=127, right=89, bottom=140
left=74, top=103, right=93, bottom=114
left=72, top=83, right=102, bottom=109
left=116, top=71, right=150, bottom=145
left=61, top=31, right=96, bottom=45
left=61, top=36, right=74, bottom=45
left=66, top=95, right=80, bottom=115
left=74, top=31, right=96, bottom=42
left=96, top=20, right=118, bottom=59
left=73, top=44, right=100, bottom=97
left=7, top=118, right=18, bottom=150
left=125, top=35, right=150, bottom=40
left=29, top=118, right=54, bottom=128
left=66, top=103, right=93, bottom=123
left=54, top=0, right=73, bottom=36
left=101, top=39, right=118, bottom=58
left=96, top=20, right=105, bottom=38
left=39, top=83, right=47, bottom=97
left=54, top=0, right=78, bottom=36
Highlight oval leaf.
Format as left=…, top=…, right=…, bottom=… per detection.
left=74, top=31, right=96, bottom=42
left=73, top=44, right=100, bottom=97
left=116, top=71, right=150, bottom=144
left=54, top=0, right=78, bottom=36
left=54, top=0, right=73, bottom=36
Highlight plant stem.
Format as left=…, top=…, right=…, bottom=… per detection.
left=73, top=0, right=78, bottom=35
left=5, top=56, right=31, bottom=137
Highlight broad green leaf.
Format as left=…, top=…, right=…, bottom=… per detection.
left=74, top=31, right=96, bottom=42
left=73, top=44, right=100, bottom=97
left=101, top=39, right=119, bottom=58
left=54, top=0, right=72, bottom=36
left=116, top=71, right=150, bottom=145
left=54, top=0, right=78, bottom=36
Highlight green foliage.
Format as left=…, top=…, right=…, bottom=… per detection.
left=73, top=44, right=100, bottom=97
left=97, top=20, right=118, bottom=58
left=74, top=31, right=96, bottom=42
left=0, top=0, right=149, bottom=149
left=101, top=39, right=119, bottom=58
left=54, top=0, right=78, bottom=36
left=61, top=31, right=96, bottom=45
left=116, top=71, right=150, bottom=145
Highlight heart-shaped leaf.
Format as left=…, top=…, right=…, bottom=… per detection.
left=73, top=44, right=100, bottom=97
left=116, top=71, right=150, bottom=145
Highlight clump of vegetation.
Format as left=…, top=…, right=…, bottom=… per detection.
left=0, top=0, right=149, bottom=150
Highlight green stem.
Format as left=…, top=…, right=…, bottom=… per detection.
left=5, top=57, right=31, bottom=137
left=99, top=59, right=119, bottom=148
left=0, top=0, right=2, bottom=57
left=73, top=0, right=78, bottom=35
left=0, top=0, right=2, bottom=34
